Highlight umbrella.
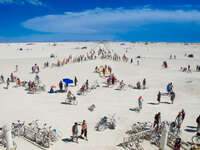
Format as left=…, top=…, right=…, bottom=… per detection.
left=51, top=85, right=56, bottom=88
left=63, top=78, right=73, bottom=84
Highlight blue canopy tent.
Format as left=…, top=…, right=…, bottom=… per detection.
left=63, top=78, right=73, bottom=84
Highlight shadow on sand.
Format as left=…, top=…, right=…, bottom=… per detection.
left=160, top=101, right=171, bottom=104
left=62, top=138, right=73, bottom=143
left=147, top=102, right=159, bottom=105
left=129, top=108, right=140, bottom=113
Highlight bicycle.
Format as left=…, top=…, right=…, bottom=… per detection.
left=192, top=133, right=200, bottom=145
left=11, top=120, right=25, bottom=137
left=95, top=114, right=116, bottom=131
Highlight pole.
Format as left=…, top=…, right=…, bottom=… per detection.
left=3, top=123, right=15, bottom=150
left=159, top=124, right=169, bottom=150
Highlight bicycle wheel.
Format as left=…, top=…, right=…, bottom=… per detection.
left=192, top=135, right=200, bottom=145
left=42, top=136, right=50, bottom=148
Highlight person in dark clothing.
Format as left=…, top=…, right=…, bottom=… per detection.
left=181, top=109, right=185, bottom=121
left=74, top=76, right=78, bottom=86
left=142, top=78, right=146, bottom=89
left=157, top=91, right=161, bottom=103
left=170, top=91, right=175, bottom=104
left=196, top=115, right=200, bottom=135
left=173, top=138, right=181, bottom=150
left=85, top=80, right=89, bottom=90
left=80, top=120, right=88, bottom=140
left=136, top=81, right=141, bottom=89
left=59, top=80, right=63, bottom=91
left=153, top=112, right=161, bottom=131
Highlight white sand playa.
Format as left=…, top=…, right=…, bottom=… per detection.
left=0, top=42, right=200, bottom=150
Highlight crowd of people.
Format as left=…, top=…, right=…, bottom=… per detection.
left=0, top=43, right=199, bottom=149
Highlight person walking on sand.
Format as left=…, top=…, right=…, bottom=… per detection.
left=59, top=80, right=63, bottom=91
left=0, top=75, right=5, bottom=83
left=157, top=91, right=161, bottom=104
left=6, top=78, right=10, bottom=89
left=181, top=109, right=185, bottom=121
left=175, top=112, right=183, bottom=134
left=196, top=115, right=200, bottom=135
left=138, top=96, right=143, bottom=110
left=85, top=80, right=89, bottom=90
left=80, top=120, right=88, bottom=141
left=15, top=65, right=18, bottom=72
left=142, top=78, right=146, bottom=89
left=153, top=112, right=161, bottom=132
left=74, top=76, right=78, bottom=86
left=170, top=91, right=175, bottom=104
left=72, top=122, right=79, bottom=143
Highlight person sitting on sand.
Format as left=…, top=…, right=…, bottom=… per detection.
left=163, top=61, right=168, bottom=68
left=67, top=90, right=73, bottom=99
left=49, top=87, right=54, bottom=93
left=80, top=84, right=86, bottom=95
left=136, top=81, right=141, bottom=89
left=95, top=66, right=98, bottom=73
left=119, top=80, right=125, bottom=89
left=17, top=78, right=21, bottom=87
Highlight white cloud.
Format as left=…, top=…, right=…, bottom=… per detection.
left=22, top=8, right=200, bottom=34
left=0, top=0, right=43, bottom=6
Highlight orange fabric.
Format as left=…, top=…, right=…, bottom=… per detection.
left=82, top=123, right=87, bottom=130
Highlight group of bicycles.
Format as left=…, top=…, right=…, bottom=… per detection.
left=10, top=120, right=62, bottom=149
left=120, top=121, right=200, bottom=150
left=95, top=114, right=117, bottom=132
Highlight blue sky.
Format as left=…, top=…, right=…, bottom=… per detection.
left=0, top=0, right=200, bottom=42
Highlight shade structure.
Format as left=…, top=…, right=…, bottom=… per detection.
left=63, top=78, right=73, bottom=84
